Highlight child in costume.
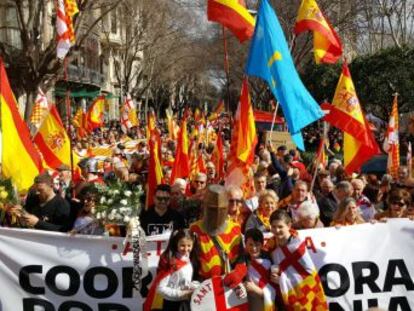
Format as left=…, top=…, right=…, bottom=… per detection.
left=144, top=229, right=200, bottom=311
left=243, top=228, right=277, bottom=311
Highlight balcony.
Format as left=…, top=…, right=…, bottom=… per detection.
left=66, top=64, right=105, bottom=87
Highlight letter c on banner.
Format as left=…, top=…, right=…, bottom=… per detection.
left=20, top=265, right=45, bottom=295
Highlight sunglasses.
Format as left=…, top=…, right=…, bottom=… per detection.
left=156, top=196, right=170, bottom=202
left=229, top=199, right=243, bottom=204
left=391, top=201, right=406, bottom=207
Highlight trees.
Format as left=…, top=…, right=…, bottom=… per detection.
left=302, top=46, right=414, bottom=120
left=0, top=0, right=122, bottom=120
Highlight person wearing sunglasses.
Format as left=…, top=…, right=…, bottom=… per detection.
left=227, top=186, right=249, bottom=231
left=140, top=184, right=185, bottom=236
left=375, top=188, right=411, bottom=221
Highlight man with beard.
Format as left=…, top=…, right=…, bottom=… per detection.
left=190, top=185, right=247, bottom=288
left=21, top=173, right=71, bottom=232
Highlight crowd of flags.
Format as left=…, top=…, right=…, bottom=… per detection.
left=0, top=0, right=408, bottom=308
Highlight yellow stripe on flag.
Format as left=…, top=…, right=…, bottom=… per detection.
left=1, top=95, right=41, bottom=191
left=214, top=0, right=255, bottom=26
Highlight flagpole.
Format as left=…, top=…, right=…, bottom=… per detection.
left=310, top=121, right=327, bottom=193
left=222, top=26, right=231, bottom=114
left=270, top=101, right=279, bottom=133
left=63, top=57, right=75, bottom=196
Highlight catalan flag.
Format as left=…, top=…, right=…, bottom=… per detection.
left=383, top=95, right=400, bottom=179
left=211, top=131, right=225, bottom=180
left=225, top=79, right=257, bottom=195
left=0, top=59, right=43, bottom=191
left=294, top=0, right=343, bottom=64
left=207, top=0, right=255, bottom=42
left=322, top=63, right=380, bottom=174
left=33, top=105, right=72, bottom=170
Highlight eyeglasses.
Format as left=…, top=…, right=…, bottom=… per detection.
left=229, top=199, right=243, bottom=204
left=156, top=196, right=170, bottom=202
left=391, top=201, right=406, bottom=207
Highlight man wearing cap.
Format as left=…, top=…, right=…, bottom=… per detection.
left=21, top=173, right=71, bottom=232
left=190, top=184, right=247, bottom=288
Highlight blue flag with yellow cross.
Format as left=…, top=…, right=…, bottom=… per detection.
left=246, top=0, right=323, bottom=150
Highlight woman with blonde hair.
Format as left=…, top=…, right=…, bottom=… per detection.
left=331, top=197, right=365, bottom=226
left=245, top=190, right=279, bottom=233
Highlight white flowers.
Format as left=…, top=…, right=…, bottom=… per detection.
left=124, top=190, right=132, bottom=197
left=107, top=199, right=114, bottom=205
left=120, top=199, right=128, bottom=206
left=100, top=197, right=106, bottom=204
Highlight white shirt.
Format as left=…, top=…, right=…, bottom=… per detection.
left=157, top=256, right=194, bottom=301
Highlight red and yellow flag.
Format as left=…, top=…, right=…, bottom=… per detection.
left=211, top=131, right=225, bottom=180
left=294, top=0, right=342, bottom=64
left=383, top=95, right=400, bottom=179
left=165, top=108, right=178, bottom=141
left=316, top=136, right=328, bottom=169
left=29, top=88, right=49, bottom=130
left=207, top=0, right=255, bottom=42
left=0, top=59, right=43, bottom=191
left=72, top=107, right=87, bottom=138
left=147, top=112, right=163, bottom=207
left=33, top=105, right=72, bottom=170
left=56, top=0, right=79, bottom=59
left=171, top=113, right=190, bottom=184
left=322, top=64, right=380, bottom=174
left=225, top=78, right=257, bottom=196
left=85, top=96, right=105, bottom=132
left=235, top=78, right=257, bottom=164
left=208, top=100, right=225, bottom=122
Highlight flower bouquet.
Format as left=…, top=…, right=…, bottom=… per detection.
left=94, top=181, right=146, bottom=289
left=94, top=181, right=143, bottom=236
left=0, top=178, right=19, bottom=226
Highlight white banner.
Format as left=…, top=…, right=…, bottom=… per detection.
left=0, top=219, right=413, bottom=311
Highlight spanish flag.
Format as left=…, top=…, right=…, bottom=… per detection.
left=85, top=96, right=105, bottom=132
left=294, top=0, right=343, bottom=64
left=147, top=112, right=163, bottom=207
left=171, top=112, right=190, bottom=183
left=207, top=0, right=255, bottom=42
left=0, top=59, right=43, bottom=191
left=33, top=105, right=72, bottom=170
left=322, top=63, right=380, bottom=174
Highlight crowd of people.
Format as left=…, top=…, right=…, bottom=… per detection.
left=2, top=113, right=414, bottom=311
